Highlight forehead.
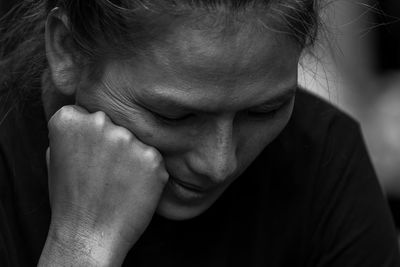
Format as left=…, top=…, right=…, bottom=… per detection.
left=153, top=13, right=299, bottom=81
left=113, top=13, right=301, bottom=110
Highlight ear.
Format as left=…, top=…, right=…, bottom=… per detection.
left=45, top=7, right=80, bottom=96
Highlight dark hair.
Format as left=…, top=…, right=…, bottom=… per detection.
left=0, top=0, right=321, bottom=111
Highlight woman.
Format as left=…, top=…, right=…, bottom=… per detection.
left=0, top=0, right=399, bottom=266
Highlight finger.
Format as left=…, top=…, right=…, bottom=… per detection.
left=69, top=104, right=90, bottom=115
left=46, top=147, right=50, bottom=173
left=73, top=104, right=114, bottom=125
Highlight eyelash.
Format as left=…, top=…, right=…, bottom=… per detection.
left=153, top=113, right=193, bottom=125
left=152, top=105, right=284, bottom=126
left=245, top=99, right=292, bottom=119
left=245, top=107, right=281, bottom=119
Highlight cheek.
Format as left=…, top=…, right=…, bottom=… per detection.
left=77, top=89, right=192, bottom=154
left=76, top=87, right=154, bottom=140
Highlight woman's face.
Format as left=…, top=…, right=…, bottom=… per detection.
left=75, top=19, right=301, bottom=220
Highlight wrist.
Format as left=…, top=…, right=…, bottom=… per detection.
left=39, top=224, right=129, bottom=267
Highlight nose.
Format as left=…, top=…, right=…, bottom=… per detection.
left=187, top=116, right=238, bottom=184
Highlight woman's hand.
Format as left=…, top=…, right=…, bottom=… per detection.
left=39, top=105, right=169, bottom=266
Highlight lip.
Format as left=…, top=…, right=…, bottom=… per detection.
left=172, top=178, right=209, bottom=192
left=167, top=177, right=214, bottom=202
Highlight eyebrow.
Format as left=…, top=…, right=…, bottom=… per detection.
left=139, top=85, right=297, bottom=113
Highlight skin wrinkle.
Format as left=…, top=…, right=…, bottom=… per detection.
left=43, top=8, right=302, bottom=220
left=87, top=66, right=294, bottom=220
left=98, top=87, right=156, bottom=140
left=153, top=24, right=294, bottom=89
left=140, top=8, right=289, bottom=85
left=75, top=73, right=160, bottom=142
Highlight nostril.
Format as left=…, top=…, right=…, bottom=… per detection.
left=187, top=150, right=238, bottom=184
left=207, top=154, right=238, bottom=183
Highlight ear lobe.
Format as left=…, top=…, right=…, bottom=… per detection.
left=45, top=7, right=78, bottom=96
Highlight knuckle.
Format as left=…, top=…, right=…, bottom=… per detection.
left=58, top=105, right=78, bottom=119
left=91, top=111, right=108, bottom=128
left=140, top=147, right=169, bottom=183
left=47, top=116, right=57, bottom=132
left=158, top=169, right=170, bottom=184
left=48, top=106, right=77, bottom=131
left=107, top=127, right=133, bottom=144
left=58, top=105, right=76, bottom=114
left=142, top=147, right=162, bottom=165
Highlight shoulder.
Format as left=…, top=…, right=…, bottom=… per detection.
left=289, top=88, right=360, bottom=144
left=255, top=88, right=372, bottom=228
left=270, top=88, right=362, bottom=178
left=280, top=89, right=400, bottom=266
left=228, top=88, right=400, bottom=265
left=235, top=88, right=365, bottom=206
left=278, top=88, right=364, bottom=176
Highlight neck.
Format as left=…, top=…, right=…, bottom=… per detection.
left=41, top=69, right=75, bottom=121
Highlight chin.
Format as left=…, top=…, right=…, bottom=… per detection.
left=155, top=196, right=215, bottom=221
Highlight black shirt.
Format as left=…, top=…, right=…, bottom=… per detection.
left=0, top=88, right=399, bottom=266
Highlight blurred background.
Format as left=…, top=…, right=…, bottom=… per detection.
left=1, top=0, right=399, bottom=232
left=298, top=0, right=400, bottom=233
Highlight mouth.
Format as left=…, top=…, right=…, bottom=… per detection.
left=167, top=176, right=215, bottom=202
left=171, top=178, right=208, bottom=192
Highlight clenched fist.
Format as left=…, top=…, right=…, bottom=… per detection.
left=39, top=105, right=169, bottom=266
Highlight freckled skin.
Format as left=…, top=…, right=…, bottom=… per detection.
left=75, top=17, right=301, bottom=220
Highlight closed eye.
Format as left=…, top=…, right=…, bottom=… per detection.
left=246, top=108, right=280, bottom=118
left=148, top=97, right=292, bottom=125
left=152, top=111, right=193, bottom=124
left=245, top=99, right=291, bottom=119
left=138, top=103, right=193, bottom=125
